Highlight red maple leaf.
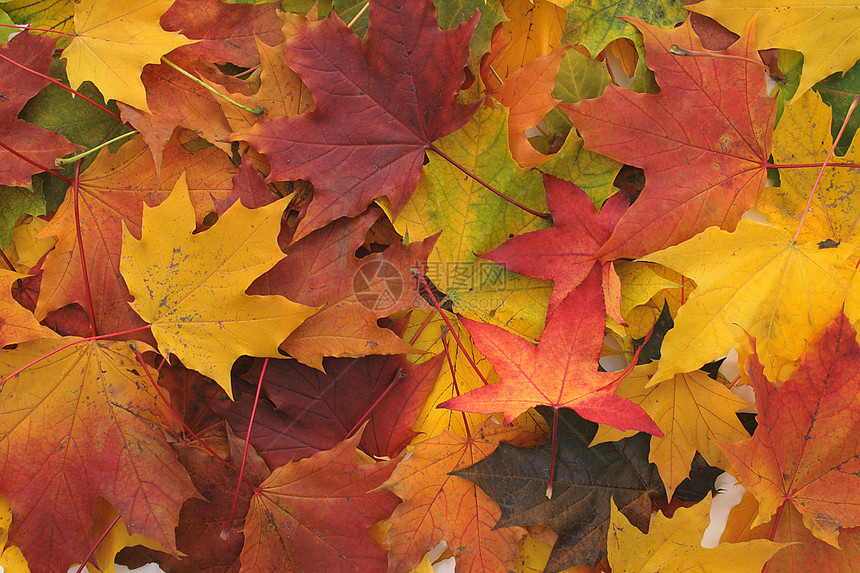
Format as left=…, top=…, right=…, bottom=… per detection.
left=440, top=267, right=660, bottom=434
left=720, top=312, right=860, bottom=548
left=564, top=17, right=775, bottom=259
left=233, top=0, right=481, bottom=240
left=481, top=174, right=629, bottom=320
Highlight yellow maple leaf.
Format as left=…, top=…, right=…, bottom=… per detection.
left=607, top=496, right=786, bottom=572
left=120, top=173, right=317, bottom=397
left=757, top=90, right=860, bottom=244
left=686, top=1, right=860, bottom=102
left=642, top=219, right=859, bottom=385
left=592, top=362, right=751, bottom=499
left=61, top=0, right=196, bottom=112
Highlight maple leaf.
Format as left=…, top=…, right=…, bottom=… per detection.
left=489, top=45, right=568, bottom=167
left=441, top=266, right=660, bottom=435
left=565, top=16, right=776, bottom=259
left=719, top=312, right=860, bottom=548
left=0, top=338, right=197, bottom=573
left=234, top=0, right=481, bottom=241
left=131, top=425, right=270, bottom=572
left=481, top=174, right=629, bottom=319
left=642, top=219, right=859, bottom=385
left=214, top=349, right=444, bottom=466
left=688, top=0, right=860, bottom=103
left=480, top=0, right=566, bottom=91
left=249, top=207, right=435, bottom=369
left=161, top=0, right=283, bottom=68
left=757, top=90, right=860, bottom=244
left=117, top=53, right=234, bottom=174
left=592, top=362, right=751, bottom=500
left=454, top=407, right=664, bottom=571
left=393, top=103, right=552, bottom=340
left=607, top=495, right=786, bottom=572
left=0, top=33, right=80, bottom=186
left=61, top=0, right=197, bottom=112
left=382, top=416, right=540, bottom=573
left=241, top=428, right=399, bottom=572
left=35, top=133, right=242, bottom=341
left=120, top=172, right=317, bottom=396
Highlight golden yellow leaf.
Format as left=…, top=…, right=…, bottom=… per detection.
left=642, top=219, right=858, bottom=385
left=757, top=90, right=860, bottom=244
left=687, top=0, right=860, bottom=102
left=607, top=497, right=786, bottom=572
left=62, top=0, right=196, bottom=112
left=120, top=173, right=317, bottom=397
left=592, top=363, right=751, bottom=498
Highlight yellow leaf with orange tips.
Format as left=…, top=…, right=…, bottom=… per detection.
left=62, top=0, right=196, bottom=112
left=120, top=173, right=318, bottom=397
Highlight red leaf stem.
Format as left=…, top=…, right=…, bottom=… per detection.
left=0, top=22, right=76, bottom=37
left=794, top=95, right=860, bottom=242
left=427, top=143, right=551, bottom=220
left=346, top=367, right=404, bottom=440
left=0, top=138, right=73, bottom=184
left=72, top=159, right=97, bottom=337
left=222, top=357, right=269, bottom=539
left=0, top=50, right=122, bottom=121
left=441, top=328, right=471, bottom=440
left=73, top=512, right=121, bottom=573
left=415, top=270, right=489, bottom=386
left=131, top=343, right=261, bottom=495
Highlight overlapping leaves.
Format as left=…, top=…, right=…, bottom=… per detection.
left=0, top=0, right=857, bottom=572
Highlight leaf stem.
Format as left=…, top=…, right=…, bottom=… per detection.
left=223, top=357, right=269, bottom=540
left=427, top=144, right=552, bottom=220
left=764, top=161, right=858, bottom=169
left=0, top=23, right=76, bottom=37
left=347, top=2, right=370, bottom=29
left=0, top=138, right=73, bottom=184
left=346, top=367, right=404, bottom=439
left=441, top=327, right=471, bottom=440
left=0, top=248, right=15, bottom=271
left=130, top=343, right=262, bottom=494
left=73, top=512, right=121, bottom=573
left=56, top=130, right=138, bottom=166
left=794, top=95, right=859, bottom=242
left=160, top=57, right=264, bottom=115
left=0, top=50, right=122, bottom=120
left=0, top=325, right=153, bottom=386
left=669, top=44, right=768, bottom=71
left=414, top=270, right=489, bottom=386
left=72, top=159, right=97, bottom=337
left=546, top=405, right=559, bottom=499
left=488, top=64, right=504, bottom=86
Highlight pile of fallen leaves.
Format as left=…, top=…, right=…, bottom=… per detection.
left=0, top=0, right=858, bottom=571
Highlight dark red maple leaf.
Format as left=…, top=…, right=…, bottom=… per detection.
left=233, top=0, right=481, bottom=240
left=564, top=17, right=775, bottom=259
left=214, top=347, right=444, bottom=466
left=481, top=174, right=629, bottom=319
left=0, top=33, right=80, bottom=186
